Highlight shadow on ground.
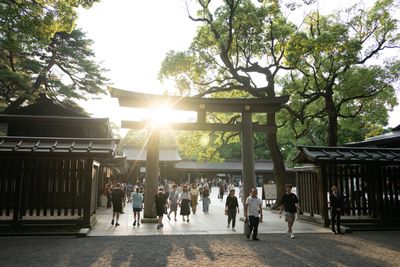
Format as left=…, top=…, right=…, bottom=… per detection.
left=0, top=231, right=399, bottom=267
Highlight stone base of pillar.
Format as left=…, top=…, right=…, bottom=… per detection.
left=141, top=217, right=159, bottom=223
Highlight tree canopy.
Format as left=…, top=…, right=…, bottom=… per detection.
left=0, top=0, right=106, bottom=113
left=282, top=0, right=400, bottom=146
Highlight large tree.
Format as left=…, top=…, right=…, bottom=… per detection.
left=159, top=0, right=298, bottom=204
left=282, top=0, right=400, bottom=146
left=0, top=0, right=106, bottom=113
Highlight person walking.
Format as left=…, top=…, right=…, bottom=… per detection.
left=330, top=185, right=344, bottom=234
left=111, top=183, right=125, bottom=226
left=225, top=189, right=239, bottom=231
left=219, top=182, right=225, bottom=200
left=105, top=182, right=112, bottom=208
left=279, top=184, right=300, bottom=239
left=244, top=188, right=263, bottom=241
left=167, top=184, right=179, bottom=221
left=190, top=183, right=199, bottom=214
left=131, top=186, right=143, bottom=227
left=155, top=188, right=168, bottom=229
left=179, top=185, right=191, bottom=222
left=202, top=185, right=211, bottom=213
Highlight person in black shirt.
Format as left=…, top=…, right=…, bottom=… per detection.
left=111, top=183, right=125, bottom=226
left=279, top=184, right=299, bottom=239
left=330, top=185, right=344, bottom=234
left=225, top=189, right=240, bottom=231
left=155, top=188, right=168, bottom=229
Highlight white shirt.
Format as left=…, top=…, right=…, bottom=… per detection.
left=190, top=188, right=198, bottom=196
left=245, top=196, right=262, bottom=217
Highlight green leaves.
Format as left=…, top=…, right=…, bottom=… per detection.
left=281, top=0, right=400, bottom=146
left=0, top=0, right=106, bottom=112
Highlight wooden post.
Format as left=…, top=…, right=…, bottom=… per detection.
left=320, top=164, right=329, bottom=227
left=142, top=128, right=160, bottom=222
left=83, top=158, right=94, bottom=228
left=241, top=111, right=256, bottom=206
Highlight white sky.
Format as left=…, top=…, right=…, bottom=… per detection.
left=76, top=0, right=400, bottom=130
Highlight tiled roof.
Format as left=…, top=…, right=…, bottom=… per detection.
left=345, top=131, right=400, bottom=147
left=0, top=136, right=118, bottom=157
left=294, top=146, right=400, bottom=164
left=123, top=146, right=182, bottom=161
left=174, top=160, right=277, bottom=171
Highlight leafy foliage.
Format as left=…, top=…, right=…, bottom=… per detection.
left=0, top=0, right=106, bottom=112
left=282, top=0, right=400, bottom=146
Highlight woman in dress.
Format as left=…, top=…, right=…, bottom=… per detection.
left=179, top=185, right=191, bottom=222
left=167, top=184, right=179, bottom=221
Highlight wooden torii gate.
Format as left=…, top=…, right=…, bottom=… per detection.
left=110, top=87, right=288, bottom=222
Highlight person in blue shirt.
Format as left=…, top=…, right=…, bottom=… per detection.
left=131, top=187, right=143, bottom=227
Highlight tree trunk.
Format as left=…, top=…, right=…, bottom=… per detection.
left=325, top=93, right=338, bottom=147
left=3, top=57, right=56, bottom=114
left=266, top=113, right=286, bottom=209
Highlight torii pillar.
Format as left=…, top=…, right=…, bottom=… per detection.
left=142, top=128, right=160, bottom=223
left=241, top=110, right=256, bottom=206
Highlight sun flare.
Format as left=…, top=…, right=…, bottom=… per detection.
left=148, top=104, right=174, bottom=128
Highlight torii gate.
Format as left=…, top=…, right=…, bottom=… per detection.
left=110, top=87, right=288, bottom=222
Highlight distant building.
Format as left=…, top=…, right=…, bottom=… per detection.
left=123, top=145, right=295, bottom=185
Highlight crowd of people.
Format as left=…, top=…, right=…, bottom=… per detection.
left=104, top=179, right=343, bottom=240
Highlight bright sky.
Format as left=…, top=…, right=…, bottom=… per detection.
left=76, top=0, right=400, bottom=132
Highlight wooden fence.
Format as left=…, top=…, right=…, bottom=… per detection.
left=296, top=164, right=400, bottom=227
left=0, top=155, right=98, bottom=228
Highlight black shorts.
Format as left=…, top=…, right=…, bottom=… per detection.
left=133, top=208, right=142, bottom=212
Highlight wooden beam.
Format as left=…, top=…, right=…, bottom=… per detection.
left=110, top=87, right=289, bottom=113
left=121, top=121, right=277, bottom=133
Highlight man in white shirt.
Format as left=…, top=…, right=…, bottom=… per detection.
left=244, top=188, right=263, bottom=241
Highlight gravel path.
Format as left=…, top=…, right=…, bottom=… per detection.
left=1, top=231, right=399, bottom=267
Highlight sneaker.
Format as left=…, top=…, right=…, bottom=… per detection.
left=227, top=224, right=230, bottom=229
left=290, top=233, right=295, bottom=239
left=232, top=228, right=236, bottom=232
left=187, top=218, right=190, bottom=222
left=137, top=222, right=140, bottom=226
left=253, top=237, right=260, bottom=241
left=246, top=234, right=250, bottom=239
left=115, top=222, right=120, bottom=226
left=133, top=220, right=136, bottom=226
left=286, top=230, right=291, bottom=236
left=157, top=224, right=161, bottom=229
left=167, top=214, right=171, bottom=220
left=174, top=218, right=177, bottom=221
left=183, top=218, right=185, bottom=222
left=111, top=219, right=114, bottom=225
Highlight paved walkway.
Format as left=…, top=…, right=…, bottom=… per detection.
left=1, top=187, right=399, bottom=266
left=89, top=187, right=331, bottom=236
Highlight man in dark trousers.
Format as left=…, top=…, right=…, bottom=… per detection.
left=111, top=183, right=125, bottom=226
left=330, top=185, right=344, bottom=234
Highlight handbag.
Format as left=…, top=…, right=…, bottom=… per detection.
left=243, top=219, right=250, bottom=236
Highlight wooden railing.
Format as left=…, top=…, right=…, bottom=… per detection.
left=296, top=167, right=326, bottom=225
left=0, top=156, right=97, bottom=228
left=296, top=163, right=400, bottom=227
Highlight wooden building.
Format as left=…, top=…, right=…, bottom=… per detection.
left=123, top=145, right=295, bottom=186
left=294, top=146, right=400, bottom=228
left=0, top=96, right=123, bottom=229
